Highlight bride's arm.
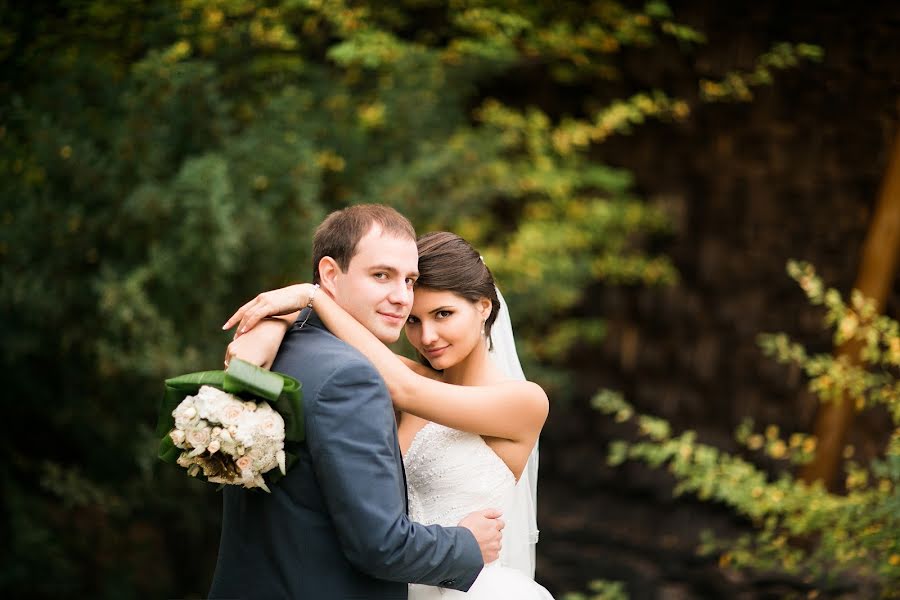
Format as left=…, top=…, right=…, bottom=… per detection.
left=224, top=314, right=296, bottom=369
left=223, top=284, right=548, bottom=442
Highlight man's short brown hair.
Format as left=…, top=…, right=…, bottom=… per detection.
left=312, top=204, right=416, bottom=283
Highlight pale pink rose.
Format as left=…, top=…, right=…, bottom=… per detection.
left=236, top=455, right=253, bottom=472
left=187, top=428, right=210, bottom=448
left=207, top=440, right=221, bottom=454
left=170, top=429, right=186, bottom=446
left=258, top=414, right=279, bottom=434
left=221, top=402, right=244, bottom=423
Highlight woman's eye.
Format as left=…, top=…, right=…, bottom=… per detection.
left=436, top=310, right=452, bottom=319
left=407, top=316, right=420, bottom=324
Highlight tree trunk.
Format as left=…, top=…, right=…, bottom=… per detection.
left=800, top=126, right=900, bottom=489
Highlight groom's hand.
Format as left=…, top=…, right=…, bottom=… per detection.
left=458, top=508, right=504, bottom=564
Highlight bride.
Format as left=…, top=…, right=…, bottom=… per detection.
left=225, top=231, right=554, bottom=599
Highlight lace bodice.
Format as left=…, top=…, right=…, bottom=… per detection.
left=404, top=422, right=516, bottom=529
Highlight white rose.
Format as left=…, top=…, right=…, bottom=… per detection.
left=243, top=400, right=258, bottom=412
left=169, top=429, right=186, bottom=446
left=207, top=440, right=221, bottom=454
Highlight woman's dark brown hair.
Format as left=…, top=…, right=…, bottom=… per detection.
left=415, top=232, right=500, bottom=348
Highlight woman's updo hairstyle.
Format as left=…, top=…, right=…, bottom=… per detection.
left=415, top=232, right=501, bottom=349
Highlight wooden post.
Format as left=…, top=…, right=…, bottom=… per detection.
left=800, top=127, right=900, bottom=488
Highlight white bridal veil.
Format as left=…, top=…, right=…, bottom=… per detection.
left=488, top=287, right=540, bottom=579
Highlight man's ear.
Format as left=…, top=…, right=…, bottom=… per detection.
left=317, top=256, right=342, bottom=296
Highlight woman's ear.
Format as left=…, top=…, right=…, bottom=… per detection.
left=317, top=256, right=341, bottom=296
left=478, top=297, right=492, bottom=320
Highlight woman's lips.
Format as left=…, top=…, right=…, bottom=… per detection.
left=423, top=345, right=449, bottom=357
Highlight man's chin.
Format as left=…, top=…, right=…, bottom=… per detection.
left=376, top=332, right=402, bottom=345
left=372, top=324, right=403, bottom=345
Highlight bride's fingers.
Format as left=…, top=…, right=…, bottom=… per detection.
left=222, top=297, right=258, bottom=330
left=238, top=305, right=271, bottom=334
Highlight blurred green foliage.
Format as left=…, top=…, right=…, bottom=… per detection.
left=595, top=262, right=900, bottom=598
left=0, top=1, right=819, bottom=596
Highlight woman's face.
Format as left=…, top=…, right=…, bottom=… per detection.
left=405, top=288, right=491, bottom=370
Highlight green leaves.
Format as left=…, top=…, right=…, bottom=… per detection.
left=596, top=264, right=900, bottom=596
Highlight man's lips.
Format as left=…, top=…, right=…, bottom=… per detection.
left=378, top=312, right=406, bottom=324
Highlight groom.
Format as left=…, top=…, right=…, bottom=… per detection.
left=209, top=204, right=502, bottom=598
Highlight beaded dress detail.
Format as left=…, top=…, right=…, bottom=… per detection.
left=404, top=422, right=554, bottom=599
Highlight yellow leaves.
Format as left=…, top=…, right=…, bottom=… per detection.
left=252, top=174, right=269, bottom=191
left=162, top=40, right=192, bottom=64
left=890, top=554, right=900, bottom=566
left=315, top=150, right=345, bottom=172
left=60, top=145, right=73, bottom=160
left=845, top=468, right=866, bottom=490
left=357, top=103, right=386, bottom=129
left=769, top=440, right=787, bottom=459
left=889, top=337, right=900, bottom=365
left=802, top=437, right=817, bottom=454
left=203, top=7, right=224, bottom=29
left=747, top=434, right=764, bottom=450
left=838, top=312, right=859, bottom=341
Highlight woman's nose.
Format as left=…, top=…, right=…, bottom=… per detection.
left=420, top=322, right=438, bottom=345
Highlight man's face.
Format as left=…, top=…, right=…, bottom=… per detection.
left=329, top=225, right=419, bottom=344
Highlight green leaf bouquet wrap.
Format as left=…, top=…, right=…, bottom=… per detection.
left=156, top=358, right=304, bottom=491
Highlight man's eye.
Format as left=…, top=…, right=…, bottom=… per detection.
left=405, top=277, right=416, bottom=286
left=374, top=272, right=388, bottom=280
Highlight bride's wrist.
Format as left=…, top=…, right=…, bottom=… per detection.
left=302, top=283, right=320, bottom=309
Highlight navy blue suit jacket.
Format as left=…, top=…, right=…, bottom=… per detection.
left=209, top=311, right=483, bottom=599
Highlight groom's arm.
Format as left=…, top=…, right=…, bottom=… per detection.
left=307, top=359, right=484, bottom=591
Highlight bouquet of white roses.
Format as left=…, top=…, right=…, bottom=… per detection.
left=157, top=358, right=303, bottom=492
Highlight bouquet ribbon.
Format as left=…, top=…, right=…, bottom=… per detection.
left=156, top=358, right=304, bottom=485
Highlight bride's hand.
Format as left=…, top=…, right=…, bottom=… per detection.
left=224, top=318, right=291, bottom=370
left=222, top=283, right=314, bottom=336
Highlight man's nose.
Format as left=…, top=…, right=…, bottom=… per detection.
left=387, top=280, right=412, bottom=307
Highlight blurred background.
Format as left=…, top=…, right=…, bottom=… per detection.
left=2, top=1, right=899, bottom=598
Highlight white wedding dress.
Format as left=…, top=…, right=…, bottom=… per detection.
left=405, top=422, right=554, bottom=599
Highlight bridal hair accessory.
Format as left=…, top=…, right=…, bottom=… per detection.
left=297, top=283, right=320, bottom=330
left=157, top=358, right=304, bottom=492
